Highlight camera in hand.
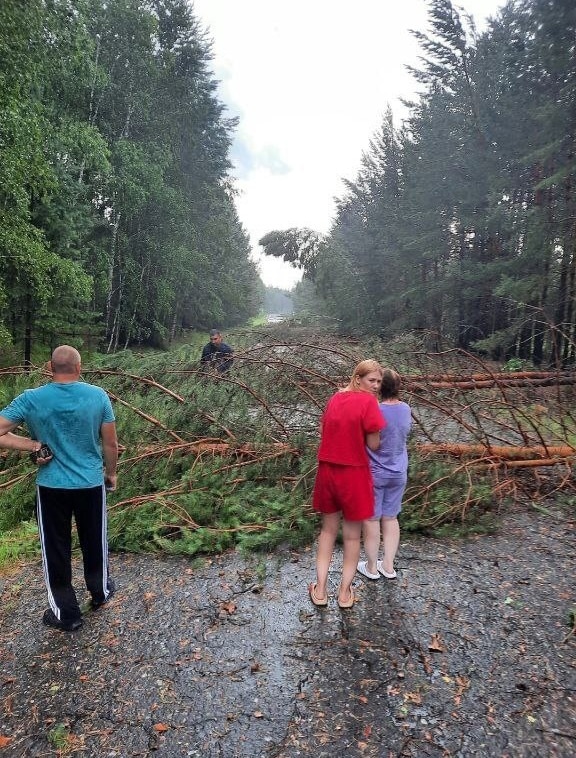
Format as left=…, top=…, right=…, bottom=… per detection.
left=30, top=443, right=53, bottom=464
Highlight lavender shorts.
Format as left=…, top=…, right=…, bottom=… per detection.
left=370, top=474, right=407, bottom=519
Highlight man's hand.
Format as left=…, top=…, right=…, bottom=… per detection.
left=104, top=474, right=117, bottom=492
left=30, top=443, right=53, bottom=465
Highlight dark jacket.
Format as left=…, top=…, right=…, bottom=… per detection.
left=200, top=341, right=234, bottom=373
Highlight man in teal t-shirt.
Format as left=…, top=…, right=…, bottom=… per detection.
left=0, top=345, right=119, bottom=631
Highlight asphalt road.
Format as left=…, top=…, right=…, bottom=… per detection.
left=1, top=503, right=575, bottom=757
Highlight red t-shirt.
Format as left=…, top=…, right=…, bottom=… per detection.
left=317, top=390, right=385, bottom=466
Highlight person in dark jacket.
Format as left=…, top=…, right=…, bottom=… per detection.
left=200, top=329, right=234, bottom=373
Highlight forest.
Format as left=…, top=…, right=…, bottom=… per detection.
left=0, top=0, right=263, bottom=365
left=2, top=1, right=574, bottom=368
left=262, top=0, right=576, bottom=368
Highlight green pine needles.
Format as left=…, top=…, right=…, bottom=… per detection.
left=2, top=327, right=571, bottom=565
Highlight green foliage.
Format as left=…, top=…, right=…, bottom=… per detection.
left=0, top=521, right=40, bottom=565
left=0, top=0, right=261, bottom=361
left=105, top=417, right=317, bottom=557
left=0, top=332, right=323, bottom=562
left=48, top=723, right=71, bottom=750
left=259, top=228, right=324, bottom=280
left=502, top=357, right=530, bottom=373
left=0, top=473, right=36, bottom=532
left=248, top=312, right=269, bottom=327
left=284, top=0, right=576, bottom=366
left=1, top=329, right=565, bottom=566
left=401, top=450, right=495, bottom=536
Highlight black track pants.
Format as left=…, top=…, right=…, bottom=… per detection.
left=36, top=485, right=110, bottom=623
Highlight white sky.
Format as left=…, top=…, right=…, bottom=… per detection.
left=191, top=0, right=506, bottom=290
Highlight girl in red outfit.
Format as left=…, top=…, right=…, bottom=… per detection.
left=309, top=360, right=385, bottom=609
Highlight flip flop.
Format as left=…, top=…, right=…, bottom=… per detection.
left=377, top=560, right=397, bottom=579
left=308, top=582, right=328, bottom=607
left=337, top=587, right=355, bottom=609
left=357, top=561, right=380, bottom=580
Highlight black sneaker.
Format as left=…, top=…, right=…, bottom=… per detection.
left=90, top=578, right=116, bottom=610
left=43, top=609, right=83, bottom=632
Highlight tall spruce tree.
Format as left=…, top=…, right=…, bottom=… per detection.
left=316, top=108, right=404, bottom=333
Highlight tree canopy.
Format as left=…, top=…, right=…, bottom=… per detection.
left=262, top=0, right=576, bottom=366
left=0, top=0, right=261, bottom=361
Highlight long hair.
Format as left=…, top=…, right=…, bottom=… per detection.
left=344, top=359, right=383, bottom=391
left=380, top=368, right=401, bottom=399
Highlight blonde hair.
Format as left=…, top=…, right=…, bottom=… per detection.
left=344, top=359, right=383, bottom=391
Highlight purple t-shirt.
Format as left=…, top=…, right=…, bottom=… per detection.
left=367, top=401, right=411, bottom=478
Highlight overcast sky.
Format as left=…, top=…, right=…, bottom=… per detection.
left=191, top=0, right=506, bottom=290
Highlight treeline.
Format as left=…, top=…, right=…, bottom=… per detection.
left=263, top=287, right=293, bottom=317
left=0, top=0, right=262, bottom=362
left=262, top=0, right=576, bottom=366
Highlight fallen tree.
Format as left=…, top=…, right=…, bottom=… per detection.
left=1, top=329, right=575, bottom=555
left=419, top=442, right=576, bottom=467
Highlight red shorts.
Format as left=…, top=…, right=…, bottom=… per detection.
left=312, top=462, right=375, bottom=521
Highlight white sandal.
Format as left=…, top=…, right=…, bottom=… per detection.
left=357, top=561, right=380, bottom=580
left=377, top=560, right=397, bottom=579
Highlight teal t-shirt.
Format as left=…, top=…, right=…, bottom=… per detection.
left=1, top=381, right=115, bottom=488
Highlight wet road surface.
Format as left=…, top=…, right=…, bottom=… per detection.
left=1, top=505, right=574, bottom=756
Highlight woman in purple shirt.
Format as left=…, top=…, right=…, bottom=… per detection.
left=358, top=368, right=411, bottom=580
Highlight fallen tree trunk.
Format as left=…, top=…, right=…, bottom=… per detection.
left=407, top=374, right=576, bottom=391
left=419, top=442, right=576, bottom=464
left=407, top=370, right=571, bottom=383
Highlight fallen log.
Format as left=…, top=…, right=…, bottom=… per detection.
left=419, top=442, right=576, bottom=461
left=407, top=371, right=571, bottom=383
left=407, top=375, right=576, bottom=391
